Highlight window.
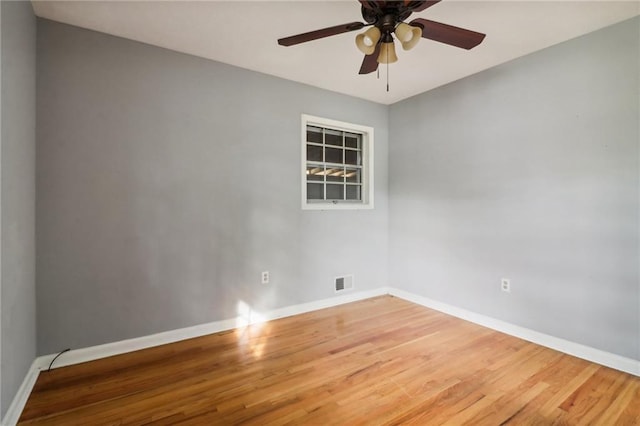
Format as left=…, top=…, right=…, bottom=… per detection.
left=302, top=114, right=374, bottom=210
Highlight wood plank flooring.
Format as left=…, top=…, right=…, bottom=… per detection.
left=19, top=296, right=640, bottom=425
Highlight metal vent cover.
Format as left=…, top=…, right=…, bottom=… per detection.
left=335, top=275, right=354, bottom=292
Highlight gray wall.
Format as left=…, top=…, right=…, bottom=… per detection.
left=389, top=17, right=639, bottom=360
left=36, top=20, right=389, bottom=355
left=1, top=0, right=37, bottom=418
left=33, top=12, right=640, bottom=365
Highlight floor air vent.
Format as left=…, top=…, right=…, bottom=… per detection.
left=335, top=275, right=354, bottom=293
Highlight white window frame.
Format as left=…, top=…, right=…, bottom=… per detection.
left=301, top=114, right=374, bottom=210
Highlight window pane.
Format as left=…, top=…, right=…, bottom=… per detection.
left=345, top=168, right=361, bottom=183
left=307, top=144, right=323, bottom=162
left=325, top=147, right=343, bottom=164
left=325, top=129, right=343, bottom=147
left=345, top=133, right=360, bottom=149
left=326, top=184, right=344, bottom=200
left=326, top=168, right=343, bottom=182
left=307, top=183, right=323, bottom=200
left=302, top=116, right=372, bottom=209
left=307, top=126, right=323, bottom=143
left=345, top=149, right=360, bottom=165
left=346, top=185, right=361, bottom=201
left=306, top=165, right=323, bottom=181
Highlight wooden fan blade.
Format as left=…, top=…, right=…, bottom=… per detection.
left=359, top=1, right=387, bottom=13
left=278, top=22, right=366, bottom=46
left=410, top=18, right=486, bottom=50
left=358, top=43, right=381, bottom=74
left=409, top=1, right=441, bottom=12
left=358, top=0, right=375, bottom=9
left=359, top=1, right=384, bottom=24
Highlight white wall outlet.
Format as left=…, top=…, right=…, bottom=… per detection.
left=261, top=271, right=269, bottom=284
left=501, top=278, right=511, bottom=293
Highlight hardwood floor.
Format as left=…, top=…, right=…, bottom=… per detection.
left=19, top=296, right=640, bottom=425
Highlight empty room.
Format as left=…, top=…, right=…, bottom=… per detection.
left=1, top=0, right=639, bottom=424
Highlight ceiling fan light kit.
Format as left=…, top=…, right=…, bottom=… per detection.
left=277, top=0, right=486, bottom=80
left=394, top=22, right=422, bottom=51
left=356, top=26, right=381, bottom=55
left=378, top=35, right=398, bottom=64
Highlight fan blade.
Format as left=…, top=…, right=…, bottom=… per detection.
left=358, top=1, right=375, bottom=9
left=408, top=1, right=441, bottom=12
left=278, top=22, right=366, bottom=46
left=359, top=1, right=386, bottom=15
left=410, top=18, right=485, bottom=50
left=358, top=43, right=381, bottom=74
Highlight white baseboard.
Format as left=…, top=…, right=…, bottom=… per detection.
left=388, top=287, right=640, bottom=377
left=2, top=360, right=40, bottom=426
left=4, top=285, right=637, bottom=425
left=34, top=287, right=389, bottom=371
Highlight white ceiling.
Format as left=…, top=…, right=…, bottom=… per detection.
left=31, top=0, right=639, bottom=105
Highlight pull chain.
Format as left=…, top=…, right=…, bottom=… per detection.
left=386, top=61, right=389, bottom=92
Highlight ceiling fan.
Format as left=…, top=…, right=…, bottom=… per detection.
left=277, top=0, right=486, bottom=75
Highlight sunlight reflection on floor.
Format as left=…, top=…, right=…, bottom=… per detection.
left=235, top=300, right=270, bottom=358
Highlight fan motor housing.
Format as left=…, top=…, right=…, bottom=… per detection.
left=361, top=3, right=415, bottom=31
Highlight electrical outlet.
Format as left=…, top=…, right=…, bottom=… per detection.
left=261, top=271, right=269, bottom=284
left=501, top=278, right=511, bottom=293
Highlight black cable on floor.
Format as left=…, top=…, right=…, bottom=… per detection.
left=47, top=348, right=71, bottom=372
